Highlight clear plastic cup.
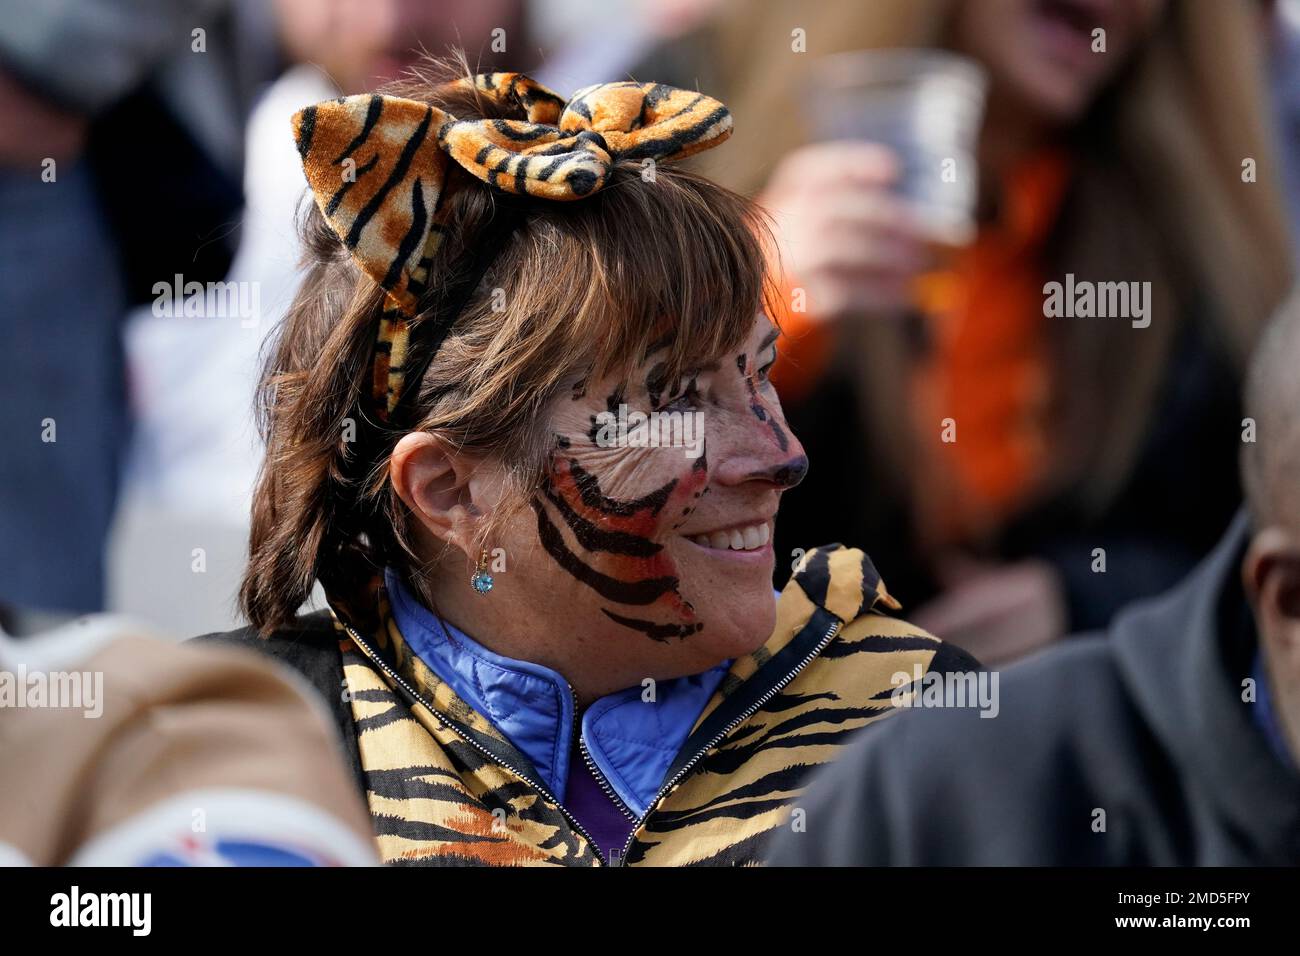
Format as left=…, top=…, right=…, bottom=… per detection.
left=805, top=49, right=989, bottom=247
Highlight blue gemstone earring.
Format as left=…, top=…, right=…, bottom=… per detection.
left=470, top=548, right=494, bottom=595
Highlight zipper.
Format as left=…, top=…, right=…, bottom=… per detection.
left=346, top=614, right=842, bottom=866
left=340, top=622, right=608, bottom=866
left=571, top=686, right=638, bottom=832
left=614, top=618, right=843, bottom=862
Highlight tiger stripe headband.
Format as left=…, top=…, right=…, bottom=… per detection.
left=291, top=73, right=734, bottom=423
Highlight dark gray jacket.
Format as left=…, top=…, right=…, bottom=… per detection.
left=768, top=513, right=1300, bottom=865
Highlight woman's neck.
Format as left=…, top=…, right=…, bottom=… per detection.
left=420, top=573, right=628, bottom=706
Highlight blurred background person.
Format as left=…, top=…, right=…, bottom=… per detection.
left=768, top=285, right=1300, bottom=866
left=0, top=613, right=376, bottom=866
left=0, top=0, right=281, bottom=632
left=640, top=0, right=1295, bottom=664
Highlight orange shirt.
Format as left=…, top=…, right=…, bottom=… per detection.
left=771, top=150, right=1072, bottom=545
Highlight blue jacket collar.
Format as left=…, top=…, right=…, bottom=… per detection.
left=384, top=569, right=730, bottom=816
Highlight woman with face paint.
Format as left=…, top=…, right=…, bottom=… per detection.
left=201, top=54, right=978, bottom=867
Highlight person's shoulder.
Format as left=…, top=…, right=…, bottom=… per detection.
left=838, top=634, right=1143, bottom=810
left=795, top=541, right=984, bottom=669
left=868, top=633, right=1133, bottom=766
left=830, top=600, right=984, bottom=699
left=191, top=610, right=364, bottom=795
left=769, top=635, right=1145, bottom=864
left=194, top=608, right=336, bottom=646
left=192, top=610, right=342, bottom=689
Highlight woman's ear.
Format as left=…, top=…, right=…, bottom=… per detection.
left=389, top=432, right=487, bottom=553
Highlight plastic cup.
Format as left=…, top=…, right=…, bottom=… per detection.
left=805, top=48, right=989, bottom=247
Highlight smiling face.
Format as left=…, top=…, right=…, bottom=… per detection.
left=381, top=161, right=789, bottom=697
left=440, top=314, right=806, bottom=687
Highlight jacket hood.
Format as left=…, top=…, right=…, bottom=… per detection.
left=1110, top=510, right=1300, bottom=861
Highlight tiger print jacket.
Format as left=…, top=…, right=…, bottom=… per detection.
left=201, top=544, right=978, bottom=866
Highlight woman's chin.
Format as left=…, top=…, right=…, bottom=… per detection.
left=712, top=618, right=776, bottom=661
left=679, top=589, right=778, bottom=664
left=669, top=534, right=779, bottom=657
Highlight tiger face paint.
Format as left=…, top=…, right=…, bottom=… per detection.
left=532, top=316, right=807, bottom=663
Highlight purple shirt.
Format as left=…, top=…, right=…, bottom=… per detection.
left=565, top=743, right=636, bottom=863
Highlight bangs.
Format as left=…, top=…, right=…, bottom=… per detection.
left=502, top=162, right=780, bottom=389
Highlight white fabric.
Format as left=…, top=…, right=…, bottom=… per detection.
left=122, top=66, right=338, bottom=526
left=68, top=787, right=379, bottom=867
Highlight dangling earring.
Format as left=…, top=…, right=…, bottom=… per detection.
left=470, top=548, right=494, bottom=595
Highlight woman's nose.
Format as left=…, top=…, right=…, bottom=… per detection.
left=706, top=399, right=808, bottom=489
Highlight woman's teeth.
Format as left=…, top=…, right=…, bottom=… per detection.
left=690, top=522, right=771, bottom=551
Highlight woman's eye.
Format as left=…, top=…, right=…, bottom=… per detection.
left=757, top=355, right=777, bottom=383
left=662, top=377, right=700, bottom=411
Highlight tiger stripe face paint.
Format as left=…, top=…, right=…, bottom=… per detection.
left=531, top=317, right=807, bottom=657
left=532, top=453, right=706, bottom=641
left=737, top=338, right=796, bottom=457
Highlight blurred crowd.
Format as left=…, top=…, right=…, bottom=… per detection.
left=0, top=0, right=1298, bottom=868
left=1, top=0, right=1296, bottom=660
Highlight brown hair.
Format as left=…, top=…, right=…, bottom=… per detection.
left=240, top=55, right=776, bottom=635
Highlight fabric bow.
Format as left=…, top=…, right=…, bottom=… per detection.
left=291, top=73, right=733, bottom=418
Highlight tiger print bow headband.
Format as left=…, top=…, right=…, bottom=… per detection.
left=292, top=73, right=733, bottom=421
